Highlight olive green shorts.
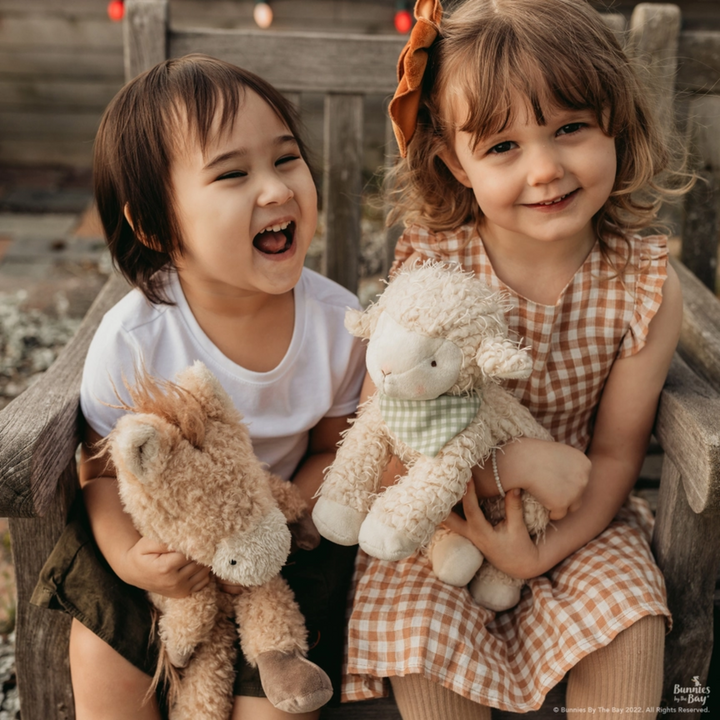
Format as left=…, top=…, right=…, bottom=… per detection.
left=31, top=499, right=357, bottom=704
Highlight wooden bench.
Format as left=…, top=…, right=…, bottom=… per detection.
left=1, top=2, right=720, bottom=718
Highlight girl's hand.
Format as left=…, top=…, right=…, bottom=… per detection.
left=473, top=438, right=591, bottom=520
left=120, top=536, right=211, bottom=598
left=444, top=481, right=541, bottom=580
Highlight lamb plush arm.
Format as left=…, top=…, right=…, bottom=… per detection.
left=312, top=397, right=392, bottom=546
left=358, top=437, right=475, bottom=560
left=316, top=397, right=391, bottom=510
left=479, top=383, right=553, bottom=446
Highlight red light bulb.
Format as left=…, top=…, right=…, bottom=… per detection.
left=108, top=0, right=125, bottom=22
left=394, top=9, right=412, bottom=34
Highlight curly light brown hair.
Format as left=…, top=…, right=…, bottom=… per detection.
left=386, top=0, right=688, bottom=253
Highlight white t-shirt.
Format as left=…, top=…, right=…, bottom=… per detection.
left=80, top=268, right=366, bottom=481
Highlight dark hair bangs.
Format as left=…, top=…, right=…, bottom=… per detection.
left=93, top=54, right=311, bottom=305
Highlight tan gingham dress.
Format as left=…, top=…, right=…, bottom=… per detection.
left=341, top=224, right=671, bottom=712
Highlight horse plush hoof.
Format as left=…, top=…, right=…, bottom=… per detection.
left=257, top=651, right=333, bottom=713
left=358, top=513, right=418, bottom=561
left=312, top=497, right=366, bottom=546
left=430, top=533, right=484, bottom=586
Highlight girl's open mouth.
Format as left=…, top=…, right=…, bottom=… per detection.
left=252, top=221, right=295, bottom=255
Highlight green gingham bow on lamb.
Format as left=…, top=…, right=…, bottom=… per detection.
left=378, top=392, right=482, bottom=457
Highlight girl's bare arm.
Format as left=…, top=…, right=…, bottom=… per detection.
left=80, top=426, right=210, bottom=597
left=446, top=264, right=683, bottom=578
left=291, top=414, right=354, bottom=509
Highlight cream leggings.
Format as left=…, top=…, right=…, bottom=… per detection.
left=389, top=615, right=665, bottom=720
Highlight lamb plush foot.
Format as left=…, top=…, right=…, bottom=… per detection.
left=256, top=650, right=333, bottom=714
left=312, top=497, right=366, bottom=546
left=430, top=532, right=484, bottom=587
left=469, top=568, right=523, bottom=611
left=358, top=513, right=418, bottom=561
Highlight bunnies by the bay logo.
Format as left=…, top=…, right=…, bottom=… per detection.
left=673, top=676, right=711, bottom=707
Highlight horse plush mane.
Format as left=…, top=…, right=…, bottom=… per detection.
left=108, top=361, right=332, bottom=718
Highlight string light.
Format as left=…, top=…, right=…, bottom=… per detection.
left=253, top=1, right=273, bottom=29
left=107, top=0, right=125, bottom=22
left=394, top=1, right=412, bottom=34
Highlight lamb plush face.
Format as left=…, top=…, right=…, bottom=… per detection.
left=347, top=263, right=534, bottom=399
left=109, top=362, right=292, bottom=587
left=367, top=312, right=464, bottom=400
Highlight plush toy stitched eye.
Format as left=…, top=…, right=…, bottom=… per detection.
left=431, top=360, right=437, bottom=367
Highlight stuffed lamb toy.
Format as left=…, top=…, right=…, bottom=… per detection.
left=313, top=263, right=552, bottom=610
left=108, top=362, right=332, bottom=718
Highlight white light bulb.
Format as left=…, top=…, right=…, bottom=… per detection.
left=253, top=2, right=273, bottom=29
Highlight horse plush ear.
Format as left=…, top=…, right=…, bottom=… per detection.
left=113, top=416, right=167, bottom=485
left=176, top=361, right=237, bottom=421
left=475, top=337, right=533, bottom=380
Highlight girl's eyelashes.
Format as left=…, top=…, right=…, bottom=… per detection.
left=215, top=155, right=300, bottom=180
left=275, top=154, right=300, bottom=166
left=216, top=170, right=247, bottom=181
left=557, top=122, right=586, bottom=136
left=488, top=140, right=517, bottom=155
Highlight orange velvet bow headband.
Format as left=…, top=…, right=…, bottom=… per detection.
left=389, top=0, right=443, bottom=157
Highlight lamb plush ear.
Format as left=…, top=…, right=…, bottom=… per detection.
left=112, top=416, right=165, bottom=485
left=475, top=337, right=533, bottom=379
left=344, top=304, right=381, bottom=339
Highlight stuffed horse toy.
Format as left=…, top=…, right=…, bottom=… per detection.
left=107, top=361, right=332, bottom=718
left=313, top=262, right=552, bottom=611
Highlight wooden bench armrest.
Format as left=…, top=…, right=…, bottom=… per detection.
left=655, top=354, right=720, bottom=514
left=672, top=256, right=720, bottom=389
left=0, top=273, right=129, bottom=519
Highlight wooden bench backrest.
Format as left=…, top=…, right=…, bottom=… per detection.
left=1, top=3, right=720, bottom=718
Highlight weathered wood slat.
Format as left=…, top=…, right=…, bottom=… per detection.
left=0, top=273, right=129, bottom=519
left=628, top=3, right=681, bottom=134
left=0, top=0, right=114, bottom=13
left=323, top=93, right=364, bottom=294
left=0, top=15, right=123, bottom=49
left=169, top=0, right=399, bottom=32
left=321, top=696, right=401, bottom=719
left=681, top=96, right=720, bottom=290
left=677, top=30, right=720, bottom=93
left=654, top=354, right=720, bottom=514
left=652, top=456, right=720, bottom=702
left=674, top=257, right=720, bottom=388
left=0, top=80, right=121, bottom=110
left=124, top=0, right=169, bottom=82
left=0, top=111, right=102, bottom=138
left=169, top=29, right=405, bottom=94
left=9, top=463, right=78, bottom=720
left=0, top=139, right=96, bottom=167
left=0, top=49, right=124, bottom=79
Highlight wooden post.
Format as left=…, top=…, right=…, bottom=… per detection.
left=682, top=96, right=720, bottom=292
left=9, top=465, right=78, bottom=720
left=652, top=457, right=720, bottom=704
left=124, top=0, right=169, bottom=82
left=628, top=3, right=681, bottom=136
left=323, top=93, right=363, bottom=294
